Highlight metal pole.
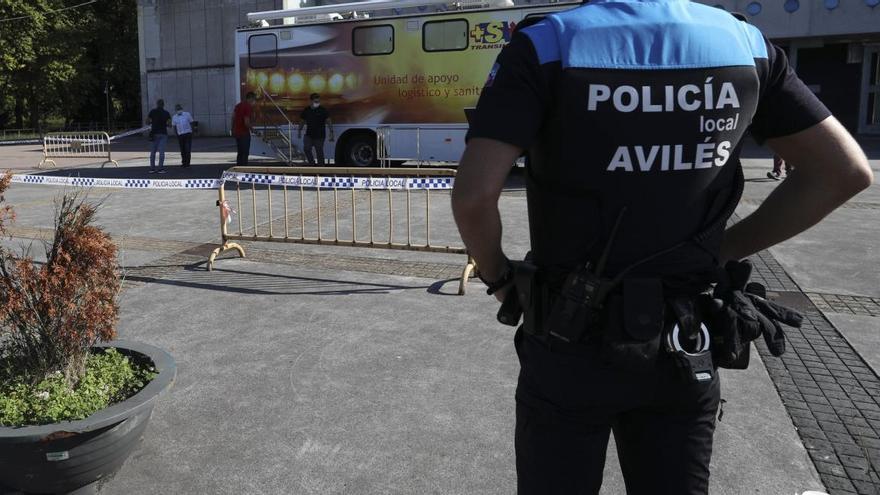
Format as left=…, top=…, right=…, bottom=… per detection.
left=268, top=185, right=274, bottom=238
left=218, top=185, right=228, bottom=241
left=317, top=176, right=322, bottom=241
left=300, top=182, right=305, bottom=238
left=352, top=188, right=357, bottom=242
left=237, top=182, right=244, bottom=235
left=388, top=177, right=393, bottom=244
left=426, top=188, right=430, bottom=247
left=105, top=81, right=111, bottom=133
left=252, top=182, right=258, bottom=237
left=284, top=184, right=290, bottom=238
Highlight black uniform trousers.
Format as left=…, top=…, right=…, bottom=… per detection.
left=514, top=328, right=720, bottom=495
left=303, top=135, right=325, bottom=166
left=235, top=135, right=251, bottom=167
left=177, top=133, right=192, bottom=167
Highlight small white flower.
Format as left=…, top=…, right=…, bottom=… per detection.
left=35, top=391, right=50, bottom=400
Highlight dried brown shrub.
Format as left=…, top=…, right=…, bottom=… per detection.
left=0, top=173, right=120, bottom=386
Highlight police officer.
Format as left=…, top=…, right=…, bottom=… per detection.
left=451, top=1, right=873, bottom=494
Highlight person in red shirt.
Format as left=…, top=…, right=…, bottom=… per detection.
left=232, top=92, right=257, bottom=167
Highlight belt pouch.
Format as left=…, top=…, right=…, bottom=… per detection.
left=601, top=278, right=664, bottom=371
left=516, top=262, right=545, bottom=336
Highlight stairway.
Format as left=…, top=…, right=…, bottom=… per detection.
left=255, top=125, right=302, bottom=164
left=254, top=87, right=305, bottom=165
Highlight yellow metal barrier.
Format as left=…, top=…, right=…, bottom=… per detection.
left=208, top=166, right=477, bottom=295
left=39, top=132, right=119, bottom=168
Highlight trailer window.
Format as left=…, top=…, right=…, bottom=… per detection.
left=248, top=34, right=278, bottom=69
left=353, top=25, right=394, bottom=56
left=423, top=20, right=468, bottom=52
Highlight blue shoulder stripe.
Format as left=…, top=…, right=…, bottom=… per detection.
left=520, top=19, right=561, bottom=65
left=534, top=2, right=767, bottom=70
left=742, top=23, right=768, bottom=60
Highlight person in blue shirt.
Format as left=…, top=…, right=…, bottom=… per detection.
left=452, top=2, right=873, bottom=493
left=172, top=103, right=195, bottom=168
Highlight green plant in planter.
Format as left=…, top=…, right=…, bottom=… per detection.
left=0, top=348, right=156, bottom=426
left=0, top=174, right=153, bottom=427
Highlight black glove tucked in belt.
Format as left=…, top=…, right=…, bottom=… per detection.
left=705, top=259, right=803, bottom=369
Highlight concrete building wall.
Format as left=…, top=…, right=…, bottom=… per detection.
left=700, top=1, right=880, bottom=39
left=138, top=0, right=284, bottom=136
left=698, top=1, right=880, bottom=134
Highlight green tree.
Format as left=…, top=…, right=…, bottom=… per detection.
left=0, top=1, right=84, bottom=129
left=0, top=0, right=46, bottom=128
left=67, top=0, right=140, bottom=127
left=0, top=0, right=139, bottom=131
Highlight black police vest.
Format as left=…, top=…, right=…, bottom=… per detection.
left=514, top=2, right=770, bottom=286
left=525, top=66, right=757, bottom=283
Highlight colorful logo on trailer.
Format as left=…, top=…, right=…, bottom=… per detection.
left=470, top=21, right=517, bottom=49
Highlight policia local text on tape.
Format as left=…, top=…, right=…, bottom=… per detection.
left=452, top=1, right=874, bottom=494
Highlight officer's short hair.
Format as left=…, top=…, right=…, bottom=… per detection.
left=310, top=93, right=320, bottom=100
left=245, top=92, right=257, bottom=101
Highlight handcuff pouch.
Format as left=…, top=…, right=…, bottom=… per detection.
left=601, top=278, right=664, bottom=372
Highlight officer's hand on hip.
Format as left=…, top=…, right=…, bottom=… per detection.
left=493, top=285, right=510, bottom=304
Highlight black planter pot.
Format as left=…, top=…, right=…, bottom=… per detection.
left=0, top=341, right=175, bottom=495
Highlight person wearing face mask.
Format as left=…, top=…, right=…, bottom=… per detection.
left=298, top=93, right=334, bottom=166
left=172, top=104, right=195, bottom=168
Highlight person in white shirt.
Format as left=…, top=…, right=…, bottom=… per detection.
left=172, top=104, right=194, bottom=168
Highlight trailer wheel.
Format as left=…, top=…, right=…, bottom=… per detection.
left=343, top=134, right=377, bottom=167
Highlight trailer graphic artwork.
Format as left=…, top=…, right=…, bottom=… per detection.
left=240, top=12, right=519, bottom=125
left=237, top=1, right=579, bottom=164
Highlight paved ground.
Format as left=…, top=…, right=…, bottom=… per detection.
left=0, top=136, right=878, bottom=494
left=0, top=136, right=241, bottom=172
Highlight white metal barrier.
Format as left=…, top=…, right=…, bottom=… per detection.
left=376, top=126, right=436, bottom=168
left=39, top=132, right=119, bottom=169
left=208, top=166, right=476, bottom=295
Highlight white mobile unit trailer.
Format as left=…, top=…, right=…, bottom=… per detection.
left=237, top=0, right=580, bottom=166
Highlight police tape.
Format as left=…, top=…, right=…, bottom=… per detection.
left=220, top=171, right=455, bottom=190
left=7, top=170, right=455, bottom=191
left=0, top=138, right=42, bottom=146
left=9, top=174, right=222, bottom=190
left=109, top=126, right=151, bottom=141
left=0, top=126, right=152, bottom=147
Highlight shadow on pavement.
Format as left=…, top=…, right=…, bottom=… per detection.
left=125, top=264, right=426, bottom=296
left=31, top=163, right=237, bottom=180
left=105, top=135, right=237, bottom=154
left=427, top=278, right=469, bottom=296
